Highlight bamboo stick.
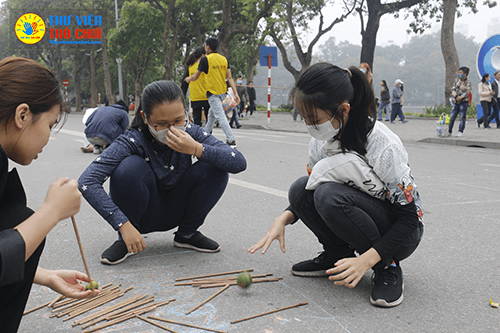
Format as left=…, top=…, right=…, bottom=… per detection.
left=104, top=296, right=155, bottom=320
left=63, top=291, right=126, bottom=321
left=71, top=216, right=94, bottom=291
left=137, top=315, right=180, bottom=333
left=147, top=316, right=229, bottom=333
left=74, top=294, right=147, bottom=326
left=199, top=277, right=283, bottom=289
left=81, top=296, right=155, bottom=329
left=52, top=286, right=122, bottom=317
left=175, top=269, right=254, bottom=282
left=81, top=298, right=174, bottom=333
left=185, top=284, right=229, bottom=315
left=52, top=284, right=121, bottom=313
left=48, top=295, right=65, bottom=308
left=106, top=298, right=174, bottom=321
left=23, top=300, right=52, bottom=316
left=230, top=302, right=308, bottom=324
left=183, top=273, right=273, bottom=286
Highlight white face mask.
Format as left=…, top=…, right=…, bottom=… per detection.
left=145, top=115, right=187, bottom=145
left=306, top=116, right=340, bottom=141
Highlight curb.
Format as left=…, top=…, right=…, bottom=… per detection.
left=418, top=137, right=500, bottom=149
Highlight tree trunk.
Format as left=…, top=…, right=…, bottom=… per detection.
left=246, top=44, right=261, bottom=82
left=360, top=1, right=382, bottom=70
left=161, top=0, right=176, bottom=79
left=90, top=50, right=98, bottom=107
left=164, top=6, right=179, bottom=80
left=134, top=75, right=141, bottom=113
left=102, top=37, right=114, bottom=104
left=218, top=0, right=232, bottom=58
left=73, top=50, right=86, bottom=112
left=441, top=0, right=459, bottom=107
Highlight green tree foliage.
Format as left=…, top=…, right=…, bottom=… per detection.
left=108, top=0, right=164, bottom=110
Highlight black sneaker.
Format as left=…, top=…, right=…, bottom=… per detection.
left=370, top=264, right=404, bottom=307
left=226, top=140, right=237, bottom=148
left=173, top=231, right=220, bottom=253
left=291, top=251, right=355, bottom=277
left=100, top=240, right=135, bottom=265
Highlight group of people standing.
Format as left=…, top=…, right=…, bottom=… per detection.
left=478, top=70, right=500, bottom=129
left=181, top=38, right=256, bottom=149
left=377, top=79, right=407, bottom=124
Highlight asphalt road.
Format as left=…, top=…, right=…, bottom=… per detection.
left=16, top=114, right=500, bottom=332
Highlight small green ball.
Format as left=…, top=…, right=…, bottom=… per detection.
left=237, top=271, right=252, bottom=289
left=85, top=280, right=99, bottom=290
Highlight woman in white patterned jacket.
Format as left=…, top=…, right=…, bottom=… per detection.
left=249, top=62, right=423, bottom=308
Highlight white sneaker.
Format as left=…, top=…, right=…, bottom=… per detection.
left=456, top=132, right=463, bottom=137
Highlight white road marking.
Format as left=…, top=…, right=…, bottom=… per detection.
left=229, top=178, right=288, bottom=198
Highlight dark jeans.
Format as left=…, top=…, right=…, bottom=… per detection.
left=288, top=177, right=422, bottom=268
left=390, top=103, right=405, bottom=122
left=109, top=155, right=228, bottom=237
left=0, top=207, right=44, bottom=333
left=229, top=106, right=241, bottom=128
left=449, top=101, right=468, bottom=134
left=191, top=100, right=210, bottom=126
left=487, top=100, right=500, bottom=127
left=479, top=101, right=492, bottom=128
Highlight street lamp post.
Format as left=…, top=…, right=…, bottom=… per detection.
left=115, top=0, right=124, bottom=101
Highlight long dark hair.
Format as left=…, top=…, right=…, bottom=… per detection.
left=381, top=80, right=388, bottom=91
left=0, top=57, right=67, bottom=128
left=131, top=80, right=185, bottom=130
left=481, top=73, right=490, bottom=83
left=185, top=46, right=206, bottom=67
left=291, top=62, right=376, bottom=155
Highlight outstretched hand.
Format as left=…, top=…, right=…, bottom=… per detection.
left=35, top=268, right=100, bottom=299
left=247, top=211, right=295, bottom=254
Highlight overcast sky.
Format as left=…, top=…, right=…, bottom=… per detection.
left=313, top=1, right=499, bottom=47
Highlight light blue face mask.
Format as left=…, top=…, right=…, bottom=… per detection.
left=237, top=80, right=243, bottom=84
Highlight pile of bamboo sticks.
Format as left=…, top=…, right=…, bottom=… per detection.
left=24, top=283, right=175, bottom=332
left=174, top=268, right=283, bottom=289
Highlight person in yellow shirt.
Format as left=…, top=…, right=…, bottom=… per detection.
left=185, top=38, right=240, bottom=148
left=181, top=46, right=209, bottom=126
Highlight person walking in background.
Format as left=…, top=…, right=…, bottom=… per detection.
left=477, top=73, right=495, bottom=129
left=447, top=66, right=472, bottom=137
left=181, top=46, right=210, bottom=127
left=390, top=79, right=407, bottom=124
left=79, top=80, right=246, bottom=265
left=184, top=37, right=240, bottom=148
left=246, top=81, right=256, bottom=116
left=487, top=70, right=500, bottom=128
left=378, top=80, right=391, bottom=121
left=84, top=100, right=130, bottom=154
left=230, top=77, right=247, bottom=128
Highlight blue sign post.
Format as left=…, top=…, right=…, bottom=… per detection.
left=259, top=46, right=278, bottom=124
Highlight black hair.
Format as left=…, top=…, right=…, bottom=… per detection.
left=131, top=80, right=185, bottom=130
left=459, top=66, right=469, bottom=76
left=290, top=62, right=376, bottom=155
left=481, top=73, right=490, bottom=83
left=115, top=99, right=128, bottom=110
left=205, top=37, right=218, bottom=51
left=381, top=80, right=388, bottom=90
left=185, top=46, right=206, bottom=67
